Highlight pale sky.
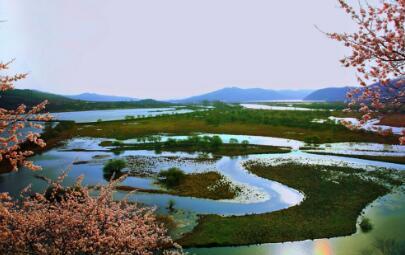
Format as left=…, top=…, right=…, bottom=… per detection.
left=0, top=0, right=361, bottom=100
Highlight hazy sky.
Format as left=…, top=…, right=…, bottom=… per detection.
left=0, top=0, right=362, bottom=99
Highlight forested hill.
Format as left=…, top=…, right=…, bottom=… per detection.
left=0, top=89, right=172, bottom=112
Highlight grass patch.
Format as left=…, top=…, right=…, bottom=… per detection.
left=164, top=171, right=241, bottom=200
left=306, top=152, right=405, bottom=165
left=117, top=171, right=241, bottom=200
left=178, top=163, right=402, bottom=247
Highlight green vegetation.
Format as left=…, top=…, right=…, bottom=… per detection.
left=306, top=152, right=405, bottom=165
left=162, top=171, right=241, bottom=200
left=100, top=137, right=290, bottom=156
left=164, top=136, right=223, bottom=150
left=41, top=121, right=76, bottom=141
left=103, top=159, right=126, bottom=180
left=158, top=168, right=186, bottom=188
left=72, top=107, right=399, bottom=144
left=358, top=238, right=405, bottom=255
left=200, top=105, right=346, bottom=129
left=359, top=217, right=373, bottom=233
left=178, top=162, right=403, bottom=247
left=0, top=89, right=173, bottom=112
left=103, top=159, right=126, bottom=173
left=117, top=171, right=240, bottom=200
left=303, top=135, right=321, bottom=144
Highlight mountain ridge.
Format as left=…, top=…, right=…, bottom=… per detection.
left=304, top=87, right=354, bottom=102
left=171, top=87, right=314, bottom=103
left=67, top=92, right=138, bottom=102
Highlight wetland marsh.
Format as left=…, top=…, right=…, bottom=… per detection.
left=1, top=104, right=404, bottom=254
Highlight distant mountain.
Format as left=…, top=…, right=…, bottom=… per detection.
left=172, top=87, right=313, bottom=103
left=304, top=78, right=404, bottom=102
left=0, top=89, right=171, bottom=112
left=67, top=93, right=138, bottom=102
left=276, top=89, right=314, bottom=99
left=304, top=87, right=354, bottom=102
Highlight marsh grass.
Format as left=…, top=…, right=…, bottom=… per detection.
left=104, top=142, right=290, bottom=156
left=306, top=152, right=405, bottom=165
left=117, top=170, right=241, bottom=200
left=73, top=110, right=399, bottom=144
left=178, top=163, right=402, bottom=247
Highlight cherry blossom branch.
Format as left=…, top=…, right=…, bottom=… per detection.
left=327, top=0, right=405, bottom=144
left=0, top=60, right=53, bottom=170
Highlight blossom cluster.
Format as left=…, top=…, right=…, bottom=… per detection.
left=0, top=173, right=183, bottom=255
left=328, top=0, right=405, bottom=144
left=0, top=60, right=52, bottom=170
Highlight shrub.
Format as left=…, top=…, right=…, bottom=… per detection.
left=229, top=138, right=239, bottom=144
left=241, top=140, right=249, bottom=148
left=211, top=135, right=223, bottom=149
left=103, top=159, right=126, bottom=173
left=158, top=168, right=186, bottom=188
left=165, top=138, right=178, bottom=147
left=112, top=141, right=124, bottom=146
left=359, top=217, right=373, bottom=233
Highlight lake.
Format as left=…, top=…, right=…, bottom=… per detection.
left=52, top=107, right=194, bottom=123
left=240, top=103, right=317, bottom=111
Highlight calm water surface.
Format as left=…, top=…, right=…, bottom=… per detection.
left=53, top=107, right=194, bottom=123
left=240, top=103, right=317, bottom=111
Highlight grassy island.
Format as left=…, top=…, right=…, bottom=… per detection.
left=116, top=170, right=241, bottom=200
left=178, top=162, right=403, bottom=247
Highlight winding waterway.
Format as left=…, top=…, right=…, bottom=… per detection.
left=0, top=134, right=404, bottom=255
